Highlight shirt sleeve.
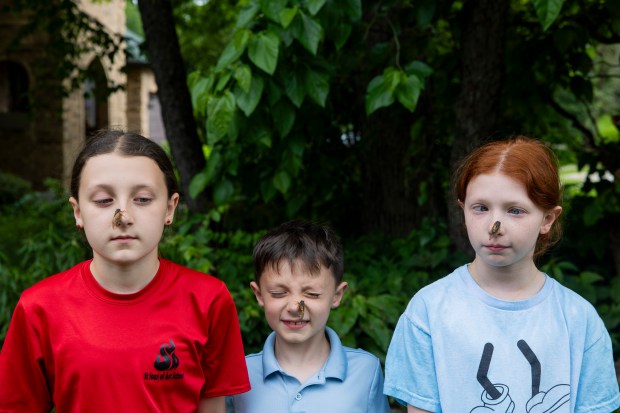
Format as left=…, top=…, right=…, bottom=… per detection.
left=384, top=298, right=441, bottom=412
left=0, top=298, right=53, bottom=412
left=367, top=357, right=391, bottom=413
left=200, top=283, right=251, bottom=398
left=574, top=314, right=620, bottom=413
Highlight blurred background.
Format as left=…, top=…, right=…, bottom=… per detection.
left=1, top=1, right=619, bottom=407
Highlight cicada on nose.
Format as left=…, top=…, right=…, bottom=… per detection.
left=297, top=300, right=305, bottom=320
left=489, top=221, right=501, bottom=239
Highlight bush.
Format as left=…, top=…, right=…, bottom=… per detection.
left=0, top=172, right=31, bottom=205
left=1, top=183, right=618, bottom=362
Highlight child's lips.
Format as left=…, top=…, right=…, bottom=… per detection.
left=283, top=320, right=308, bottom=329
left=485, top=244, right=508, bottom=252
left=112, top=235, right=137, bottom=241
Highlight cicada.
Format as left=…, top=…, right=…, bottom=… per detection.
left=489, top=221, right=501, bottom=239
left=112, top=209, right=124, bottom=229
left=297, top=300, right=305, bottom=320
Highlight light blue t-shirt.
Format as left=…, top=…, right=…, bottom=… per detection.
left=384, top=264, right=620, bottom=413
left=230, top=326, right=390, bottom=413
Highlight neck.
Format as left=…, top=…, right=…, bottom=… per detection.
left=468, top=258, right=544, bottom=301
left=90, top=256, right=160, bottom=294
left=274, top=330, right=331, bottom=383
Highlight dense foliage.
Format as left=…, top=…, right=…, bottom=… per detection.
left=1, top=180, right=618, bottom=363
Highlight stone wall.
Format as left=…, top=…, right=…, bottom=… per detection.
left=0, top=0, right=158, bottom=190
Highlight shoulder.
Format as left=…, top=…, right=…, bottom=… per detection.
left=547, top=277, right=606, bottom=332
left=326, top=327, right=381, bottom=371
left=160, top=259, right=227, bottom=291
left=18, top=261, right=88, bottom=305
left=342, top=346, right=382, bottom=368
left=401, top=265, right=466, bottom=317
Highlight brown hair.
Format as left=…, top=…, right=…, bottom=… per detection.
left=70, top=129, right=179, bottom=200
left=253, top=220, right=344, bottom=283
left=454, top=136, right=562, bottom=258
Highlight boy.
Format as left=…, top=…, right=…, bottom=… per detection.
left=230, top=220, right=390, bottom=413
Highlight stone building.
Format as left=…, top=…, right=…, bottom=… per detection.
left=0, top=0, right=163, bottom=190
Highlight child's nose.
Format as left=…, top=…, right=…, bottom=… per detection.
left=112, top=207, right=133, bottom=228
left=488, top=220, right=502, bottom=238
left=288, top=299, right=305, bottom=318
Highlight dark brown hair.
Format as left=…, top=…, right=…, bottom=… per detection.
left=454, top=136, right=562, bottom=258
left=70, top=129, right=179, bottom=200
left=253, top=220, right=344, bottom=283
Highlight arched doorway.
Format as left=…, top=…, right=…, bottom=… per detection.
left=83, top=59, right=109, bottom=136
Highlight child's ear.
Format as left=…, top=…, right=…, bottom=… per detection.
left=250, top=281, right=265, bottom=307
left=540, top=206, right=562, bottom=235
left=69, top=197, right=83, bottom=228
left=331, top=282, right=348, bottom=308
left=165, top=193, right=180, bottom=225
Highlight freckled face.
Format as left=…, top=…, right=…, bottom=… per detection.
left=69, top=153, right=178, bottom=267
left=250, top=260, right=347, bottom=347
left=462, top=172, right=560, bottom=269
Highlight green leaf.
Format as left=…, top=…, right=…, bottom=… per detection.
left=296, top=12, right=323, bottom=55
left=260, top=0, right=287, bottom=22
left=583, top=201, right=603, bottom=226
left=260, top=179, right=277, bottom=202
left=189, top=74, right=211, bottom=116
left=531, top=0, right=565, bottom=31
left=304, top=69, right=329, bottom=107
left=342, top=0, right=362, bottom=20
left=206, top=91, right=236, bottom=144
left=273, top=170, right=292, bottom=194
left=234, top=64, right=252, bottom=94
left=306, top=0, right=327, bottom=15
left=360, top=313, right=392, bottom=351
left=273, top=99, right=296, bottom=137
left=328, top=306, right=358, bottom=336
left=330, top=23, right=352, bottom=50
left=235, top=76, right=264, bottom=117
left=416, top=0, right=436, bottom=28
left=213, top=179, right=234, bottom=206
left=284, top=72, right=306, bottom=107
left=280, top=7, right=298, bottom=28
left=204, top=150, right=223, bottom=183
left=404, top=60, right=433, bottom=80
left=189, top=170, right=208, bottom=200
left=216, top=29, right=251, bottom=70
left=215, top=71, right=232, bottom=93
left=236, top=2, right=260, bottom=28
left=395, top=74, right=421, bottom=112
left=365, top=69, right=401, bottom=115
left=248, top=31, right=280, bottom=75
left=366, top=295, right=403, bottom=322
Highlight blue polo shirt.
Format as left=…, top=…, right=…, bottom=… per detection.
left=230, top=327, right=390, bottom=413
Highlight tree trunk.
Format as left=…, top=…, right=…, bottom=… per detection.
left=137, top=0, right=209, bottom=212
left=359, top=110, right=416, bottom=236
left=448, top=0, right=510, bottom=254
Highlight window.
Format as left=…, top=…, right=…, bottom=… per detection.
left=0, top=60, right=30, bottom=113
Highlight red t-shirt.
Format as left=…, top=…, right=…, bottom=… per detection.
left=0, top=259, right=250, bottom=412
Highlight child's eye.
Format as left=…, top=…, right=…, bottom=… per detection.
left=472, top=205, right=488, bottom=212
left=134, top=197, right=152, bottom=204
left=94, top=199, right=113, bottom=206
left=305, top=293, right=321, bottom=299
left=508, top=207, right=525, bottom=215
left=270, top=291, right=286, bottom=298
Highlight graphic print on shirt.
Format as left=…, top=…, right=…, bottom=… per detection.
left=143, top=339, right=185, bottom=381
left=154, top=339, right=180, bottom=370
left=470, top=340, right=570, bottom=413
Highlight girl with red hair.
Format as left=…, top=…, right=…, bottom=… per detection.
left=384, top=136, right=619, bottom=413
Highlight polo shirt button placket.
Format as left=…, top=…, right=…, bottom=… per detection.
left=295, top=393, right=302, bottom=401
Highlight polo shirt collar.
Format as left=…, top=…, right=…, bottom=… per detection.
left=261, top=327, right=348, bottom=381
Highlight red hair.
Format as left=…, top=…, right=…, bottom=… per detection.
left=454, top=136, right=562, bottom=258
